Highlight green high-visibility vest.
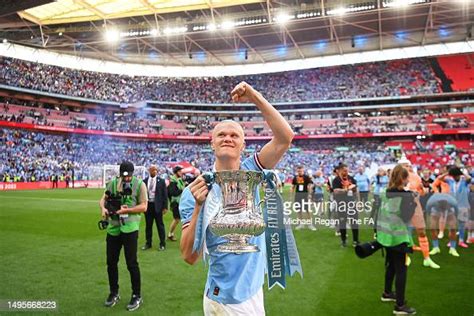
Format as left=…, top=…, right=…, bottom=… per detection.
left=105, top=176, right=143, bottom=236
left=376, top=189, right=413, bottom=248
left=169, top=175, right=185, bottom=205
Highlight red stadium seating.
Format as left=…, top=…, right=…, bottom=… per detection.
left=437, top=54, right=474, bottom=91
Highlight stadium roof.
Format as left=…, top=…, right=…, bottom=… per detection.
left=0, top=0, right=473, bottom=66
left=18, top=0, right=263, bottom=25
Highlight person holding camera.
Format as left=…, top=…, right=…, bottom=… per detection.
left=99, top=161, right=148, bottom=311
left=377, top=164, right=417, bottom=315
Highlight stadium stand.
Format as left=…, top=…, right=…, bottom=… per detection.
left=0, top=56, right=442, bottom=103
left=437, top=54, right=474, bottom=91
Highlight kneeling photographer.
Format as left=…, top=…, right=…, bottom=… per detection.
left=356, top=164, right=417, bottom=315
left=99, top=161, right=147, bottom=311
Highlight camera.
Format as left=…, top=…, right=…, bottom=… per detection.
left=104, top=190, right=122, bottom=216
left=98, top=184, right=132, bottom=230
left=355, top=240, right=383, bottom=258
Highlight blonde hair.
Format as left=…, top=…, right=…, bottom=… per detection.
left=212, top=120, right=245, bottom=138
left=388, top=164, right=409, bottom=190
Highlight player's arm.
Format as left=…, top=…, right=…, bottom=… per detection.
left=436, top=172, right=449, bottom=182
left=462, top=169, right=472, bottom=183
left=307, top=179, right=314, bottom=197
left=99, top=193, right=108, bottom=218
left=332, top=178, right=346, bottom=194
left=290, top=177, right=296, bottom=193
left=231, top=82, right=294, bottom=169
left=180, top=176, right=208, bottom=265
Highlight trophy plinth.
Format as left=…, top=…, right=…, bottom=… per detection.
left=208, top=170, right=266, bottom=253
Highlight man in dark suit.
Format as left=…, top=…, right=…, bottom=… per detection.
left=142, top=165, right=168, bottom=251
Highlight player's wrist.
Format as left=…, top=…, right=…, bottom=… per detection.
left=249, top=89, right=263, bottom=104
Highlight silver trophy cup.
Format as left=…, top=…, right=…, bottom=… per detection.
left=208, top=170, right=266, bottom=253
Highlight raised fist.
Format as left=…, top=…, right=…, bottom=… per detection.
left=231, top=81, right=258, bottom=103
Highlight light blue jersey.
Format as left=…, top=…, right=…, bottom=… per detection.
left=354, top=173, right=370, bottom=193
left=373, top=175, right=389, bottom=196
left=446, top=178, right=470, bottom=209
left=313, top=176, right=325, bottom=194
left=179, top=153, right=266, bottom=304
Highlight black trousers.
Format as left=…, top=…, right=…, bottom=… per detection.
left=106, top=231, right=140, bottom=296
left=359, top=191, right=369, bottom=204
left=372, top=195, right=381, bottom=232
left=384, top=247, right=408, bottom=306
left=337, top=202, right=359, bottom=243
left=145, top=202, right=166, bottom=247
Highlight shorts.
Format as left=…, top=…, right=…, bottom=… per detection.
left=313, top=193, right=324, bottom=202
left=171, top=203, right=180, bottom=220
left=203, top=288, right=265, bottom=316
left=294, top=192, right=309, bottom=204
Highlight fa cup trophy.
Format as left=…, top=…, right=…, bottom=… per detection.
left=206, top=170, right=266, bottom=253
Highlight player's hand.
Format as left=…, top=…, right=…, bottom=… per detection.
left=231, top=81, right=258, bottom=103
left=117, top=205, right=129, bottom=215
left=189, top=175, right=209, bottom=206
left=163, top=208, right=168, bottom=215
left=101, top=207, right=108, bottom=219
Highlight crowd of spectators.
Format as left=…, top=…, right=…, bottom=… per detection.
left=1, top=99, right=470, bottom=137
left=0, top=56, right=441, bottom=104
left=2, top=128, right=471, bottom=183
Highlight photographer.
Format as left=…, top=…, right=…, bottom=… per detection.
left=377, top=164, right=417, bottom=315
left=99, top=161, right=147, bottom=311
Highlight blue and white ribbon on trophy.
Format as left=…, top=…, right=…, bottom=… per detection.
left=263, top=170, right=303, bottom=289
left=191, top=170, right=303, bottom=288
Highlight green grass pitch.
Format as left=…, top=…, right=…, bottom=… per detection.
left=0, top=188, right=473, bottom=315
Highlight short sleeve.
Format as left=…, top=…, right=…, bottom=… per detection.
left=138, top=182, right=148, bottom=204
left=241, top=152, right=265, bottom=171
left=179, top=187, right=196, bottom=229
left=292, top=177, right=297, bottom=185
